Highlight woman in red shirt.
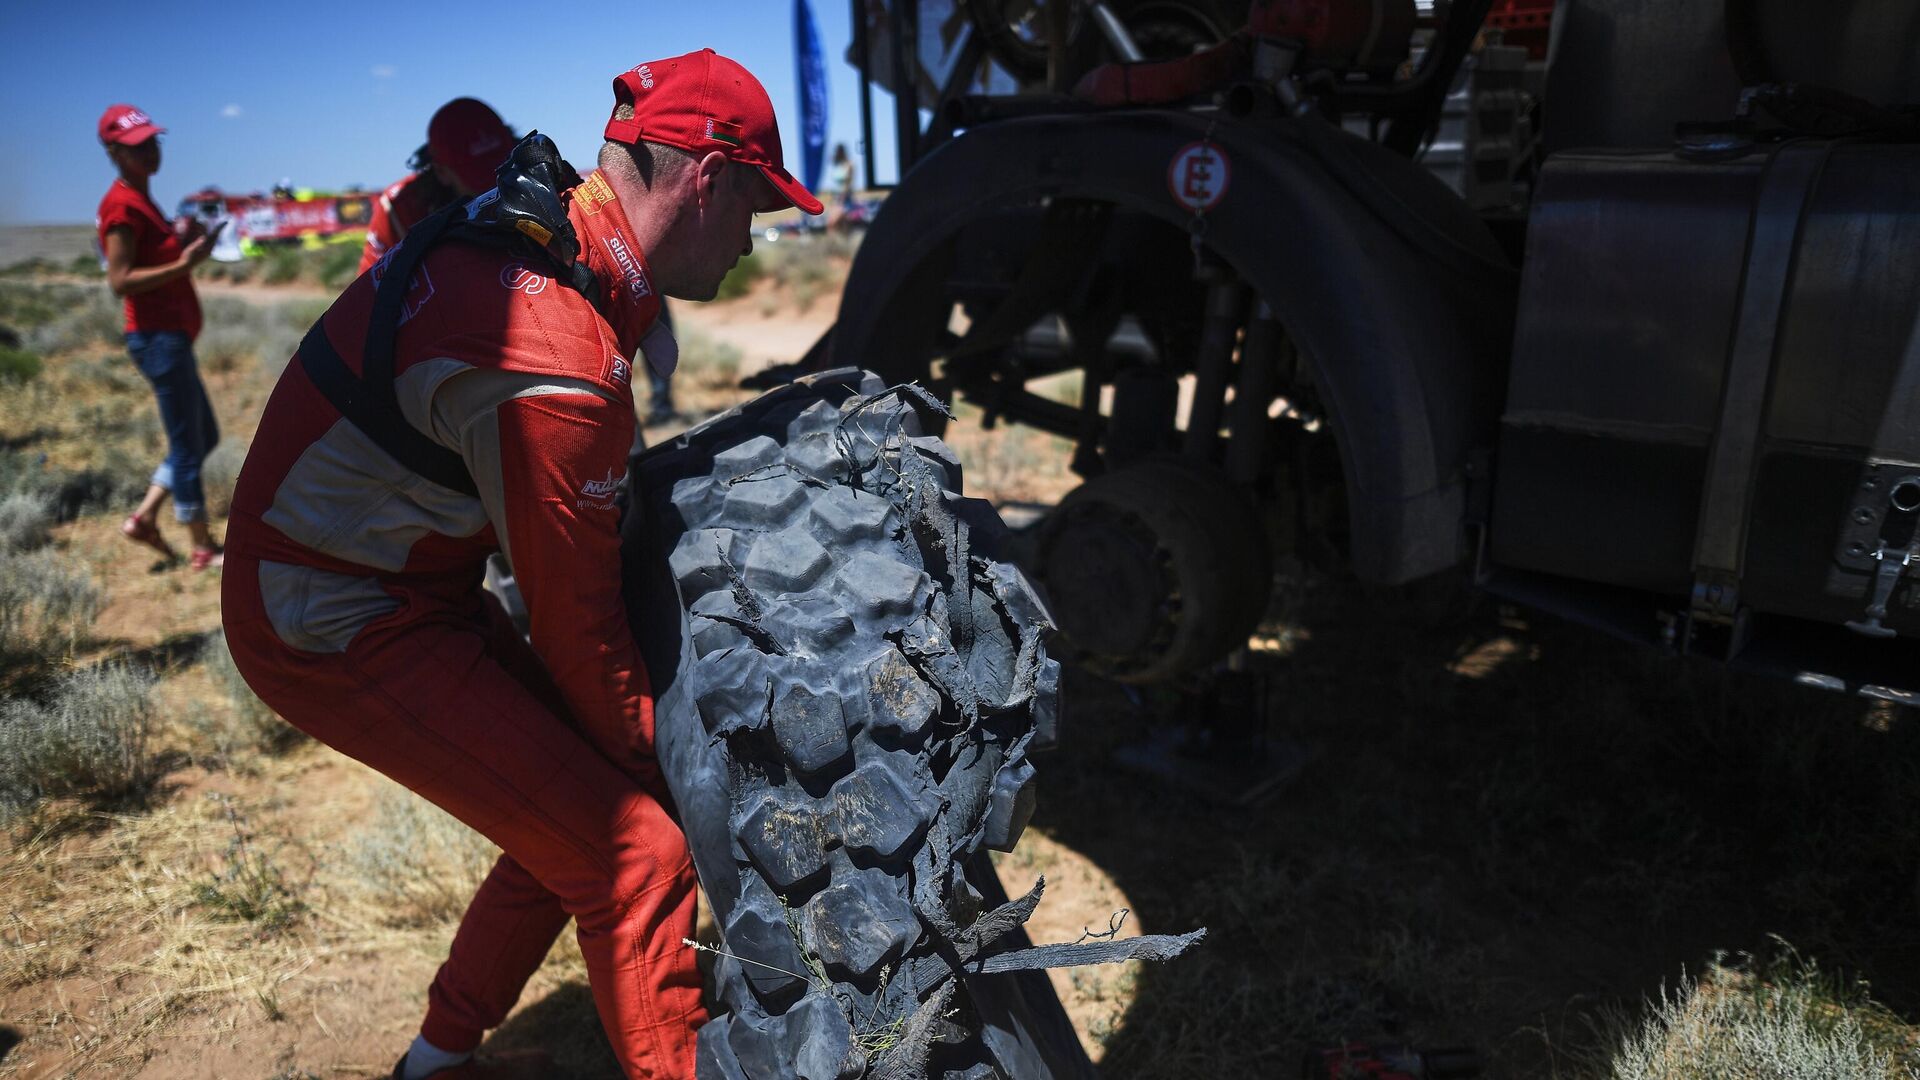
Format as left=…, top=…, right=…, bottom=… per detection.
left=96, top=104, right=223, bottom=570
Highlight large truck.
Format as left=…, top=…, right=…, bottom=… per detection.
left=821, top=0, right=1920, bottom=702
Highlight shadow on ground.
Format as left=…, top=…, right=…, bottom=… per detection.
left=485, top=982, right=623, bottom=1079
left=96, top=626, right=218, bottom=673
left=1026, top=567, right=1920, bottom=1077
left=449, top=572, right=1920, bottom=1080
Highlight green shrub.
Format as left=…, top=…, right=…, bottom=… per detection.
left=217, top=256, right=261, bottom=285
left=262, top=249, right=304, bottom=286
left=317, top=245, right=362, bottom=290
left=0, top=345, right=41, bottom=383
left=714, top=251, right=765, bottom=301
left=0, top=663, right=158, bottom=815
left=0, top=491, right=55, bottom=553
left=67, top=253, right=104, bottom=278
left=0, top=257, right=58, bottom=278
left=0, top=548, right=100, bottom=662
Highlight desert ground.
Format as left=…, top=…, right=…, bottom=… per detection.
left=4, top=225, right=1920, bottom=1079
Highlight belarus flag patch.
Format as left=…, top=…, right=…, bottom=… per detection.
left=704, top=117, right=744, bottom=148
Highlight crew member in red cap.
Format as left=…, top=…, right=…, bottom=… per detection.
left=357, top=98, right=516, bottom=275
left=221, top=49, right=818, bottom=1080
left=95, top=104, right=225, bottom=571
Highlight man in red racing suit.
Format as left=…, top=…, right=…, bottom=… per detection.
left=221, top=49, right=822, bottom=1080
left=359, top=97, right=516, bottom=275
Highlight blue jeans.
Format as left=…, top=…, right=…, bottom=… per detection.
left=127, top=330, right=219, bottom=523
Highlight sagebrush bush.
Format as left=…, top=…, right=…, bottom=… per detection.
left=0, top=663, right=158, bottom=815
left=262, top=249, right=304, bottom=286
left=0, top=548, right=101, bottom=661
left=0, top=491, right=55, bottom=553
left=351, top=784, right=498, bottom=926
left=194, top=322, right=261, bottom=374
left=189, top=628, right=301, bottom=760
left=0, top=282, right=63, bottom=331
left=1607, top=955, right=1920, bottom=1080
left=317, top=245, right=361, bottom=290
left=23, top=286, right=122, bottom=355
left=199, top=438, right=245, bottom=519
left=194, top=295, right=315, bottom=384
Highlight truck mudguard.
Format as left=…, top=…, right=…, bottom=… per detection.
left=830, top=109, right=1514, bottom=584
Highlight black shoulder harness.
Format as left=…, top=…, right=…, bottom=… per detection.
left=298, top=132, right=602, bottom=497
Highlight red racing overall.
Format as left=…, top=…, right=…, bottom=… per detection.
left=221, top=169, right=701, bottom=1077
left=358, top=172, right=456, bottom=275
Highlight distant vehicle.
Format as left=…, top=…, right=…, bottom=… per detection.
left=177, top=187, right=371, bottom=257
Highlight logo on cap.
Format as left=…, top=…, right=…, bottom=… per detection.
left=634, top=64, right=655, bottom=91
left=117, top=110, right=151, bottom=131
left=704, top=118, right=744, bottom=148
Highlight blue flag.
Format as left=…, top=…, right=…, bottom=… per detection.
left=794, top=0, right=828, bottom=203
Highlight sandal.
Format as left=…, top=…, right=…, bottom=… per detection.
left=190, top=545, right=224, bottom=572
left=122, top=515, right=177, bottom=560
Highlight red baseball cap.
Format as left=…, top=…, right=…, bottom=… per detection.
left=98, top=104, right=164, bottom=146
left=604, top=49, right=824, bottom=216
left=427, top=98, right=514, bottom=194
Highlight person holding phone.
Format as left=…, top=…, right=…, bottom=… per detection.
left=95, top=103, right=223, bottom=570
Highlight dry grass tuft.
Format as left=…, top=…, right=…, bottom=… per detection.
left=192, top=797, right=310, bottom=935
left=347, top=780, right=499, bottom=928
left=0, top=787, right=336, bottom=1070
left=1601, top=947, right=1920, bottom=1079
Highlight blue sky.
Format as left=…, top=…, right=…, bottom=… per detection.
left=0, top=0, right=894, bottom=224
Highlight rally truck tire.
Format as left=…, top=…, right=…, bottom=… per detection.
left=622, top=369, right=1092, bottom=1080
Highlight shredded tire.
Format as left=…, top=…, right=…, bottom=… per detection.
left=624, top=370, right=1168, bottom=1079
